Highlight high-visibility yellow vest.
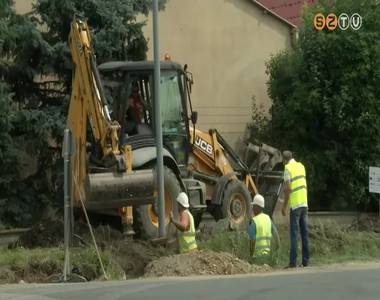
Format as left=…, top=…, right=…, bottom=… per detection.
left=178, top=210, right=197, bottom=254
left=252, top=213, right=272, bottom=256
left=285, top=160, right=308, bottom=209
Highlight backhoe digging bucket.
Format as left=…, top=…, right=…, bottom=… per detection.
left=85, top=169, right=155, bottom=210
left=237, top=136, right=285, bottom=217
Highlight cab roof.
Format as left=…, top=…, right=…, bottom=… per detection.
left=98, top=61, right=183, bottom=72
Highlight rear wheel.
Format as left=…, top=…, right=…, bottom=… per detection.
left=221, top=180, right=252, bottom=230
left=192, top=210, right=204, bottom=229
left=133, top=166, right=181, bottom=239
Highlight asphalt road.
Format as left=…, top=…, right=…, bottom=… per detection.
left=1, top=265, right=380, bottom=300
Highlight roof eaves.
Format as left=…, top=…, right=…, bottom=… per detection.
left=251, top=0, right=297, bottom=28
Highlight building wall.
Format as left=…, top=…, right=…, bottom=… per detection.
left=13, top=0, right=33, bottom=14
left=142, top=0, right=292, bottom=147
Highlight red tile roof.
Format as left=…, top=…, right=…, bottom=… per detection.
left=254, top=0, right=318, bottom=27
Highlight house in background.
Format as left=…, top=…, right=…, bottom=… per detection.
left=142, top=0, right=316, bottom=147
left=14, top=0, right=315, bottom=147
left=13, top=0, right=32, bottom=14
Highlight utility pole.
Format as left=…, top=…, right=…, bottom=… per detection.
left=63, top=129, right=73, bottom=281
left=153, top=0, right=166, bottom=237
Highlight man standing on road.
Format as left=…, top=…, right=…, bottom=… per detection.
left=282, top=151, right=310, bottom=268
left=248, top=194, right=279, bottom=264
left=170, top=192, right=198, bottom=254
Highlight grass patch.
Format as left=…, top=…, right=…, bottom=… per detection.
left=1, top=222, right=379, bottom=283
left=0, top=246, right=124, bottom=284
left=199, top=223, right=380, bottom=268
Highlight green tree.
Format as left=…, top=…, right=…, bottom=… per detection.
left=259, top=0, right=380, bottom=210
left=0, top=0, right=164, bottom=227
left=33, top=0, right=160, bottom=92
left=0, top=0, right=56, bottom=227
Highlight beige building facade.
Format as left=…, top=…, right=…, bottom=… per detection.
left=13, top=0, right=32, bottom=14
left=14, top=0, right=293, bottom=147
left=142, top=0, right=293, bottom=147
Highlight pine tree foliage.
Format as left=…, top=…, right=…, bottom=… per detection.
left=0, top=0, right=164, bottom=227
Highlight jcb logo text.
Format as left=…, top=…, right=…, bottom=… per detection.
left=195, top=137, right=213, bottom=156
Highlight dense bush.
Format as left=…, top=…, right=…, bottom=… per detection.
left=251, top=0, right=380, bottom=211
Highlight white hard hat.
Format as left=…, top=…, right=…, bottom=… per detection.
left=252, top=194, right=265, bottom=208
left=176, top=192, right=189, bottom=208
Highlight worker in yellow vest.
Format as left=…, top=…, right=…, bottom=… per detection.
left=282, top=151, right=310, bottom=268
left=248, top=194, right=279, bottom=264
left=170, top=192, right=197, bottom=254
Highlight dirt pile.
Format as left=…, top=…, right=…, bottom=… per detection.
left=308, top=224, right=348, bottom=255
left=14, top=219, right=123, bottom=249
left=16, top=219, right=65, bottom=248
left=7, top=219, right=270, bottom=282
left=309, top=223, right=348, bottom=240
left=0, top=258, right=62, bottom=284
left=144, top=250, right=270, bottom=277
left=0, top=267, right=17, bottom=284
left=110, top=240, right=170, bottom=278
left=0, top=256, right=106, bottom=284
left=349, top=216, right=380, bottom=233
left=6, top=218, right=172, bottom=282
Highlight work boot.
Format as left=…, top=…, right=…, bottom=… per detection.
left=284, top=264, right=296, bottom=269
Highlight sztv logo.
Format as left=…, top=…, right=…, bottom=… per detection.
left=313, top=13, right=362, bottom=31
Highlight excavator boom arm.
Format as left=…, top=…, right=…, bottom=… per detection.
left=67, top=20, right=119, bottom=158
left=66, top=19, right=133, bottom=207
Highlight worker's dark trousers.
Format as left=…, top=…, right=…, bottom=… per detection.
left=289, top=207, right=309, bottom=267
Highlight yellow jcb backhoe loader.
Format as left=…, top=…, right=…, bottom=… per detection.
left=67, top=19, right=284, bottom=239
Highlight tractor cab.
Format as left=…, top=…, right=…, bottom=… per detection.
left=98, top=61, right=195, bottom=169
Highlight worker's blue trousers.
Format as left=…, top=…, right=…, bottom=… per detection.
left=289, top=207, right=310, bottom=267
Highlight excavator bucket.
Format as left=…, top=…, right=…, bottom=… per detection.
left=84, top=169, right=155, bottom=210
left=239, top=140, right=284, bottom=217
left=213, top=129, right=284, bottom=217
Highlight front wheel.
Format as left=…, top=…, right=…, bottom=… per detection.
left=221, top=180, right=252, bottom=230
left=133, top=166, right=181, bottom=239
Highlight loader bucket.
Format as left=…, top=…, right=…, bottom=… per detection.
left=255, top=171, right=284, bottom=217
left=242, top=141, right=285, bottom=217
left=84, top=169, right=155, bottom=210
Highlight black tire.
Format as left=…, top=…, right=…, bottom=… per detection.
left=133, top=166, right=181, bottom=239
left=221, top=180, right=252, bottom=230
left=192, top=210, right=204, bottom=229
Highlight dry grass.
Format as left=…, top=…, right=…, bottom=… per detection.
left=199, top=222, right=380, bottom=267
left=0, top=246, right=124, bottom=284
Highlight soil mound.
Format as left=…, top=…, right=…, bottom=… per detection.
left=144, top=250, right=270, bottom=277
left=16, top=219, right=65, bottom=248
left=111, top=240, right=170, bottom=278
left=15, top=219, right=123, bottom=249
left=349, top=216, right=380, bottom=233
